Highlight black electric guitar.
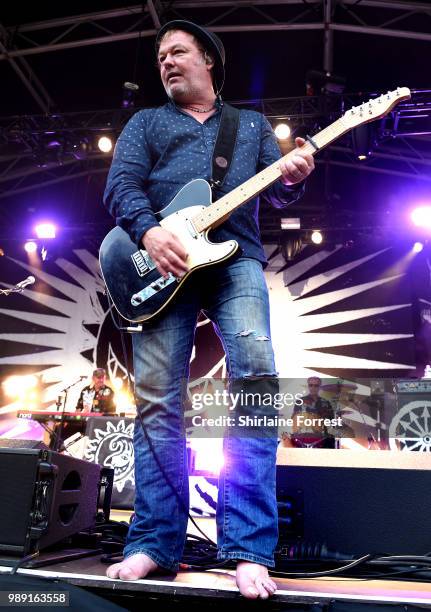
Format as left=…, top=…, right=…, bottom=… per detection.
left=99, top=87, right=411, bottom=323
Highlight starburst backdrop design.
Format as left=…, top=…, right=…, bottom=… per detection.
left=264, top=244, right=415, bottom=378
left=0, top=243, right=418, bottom=448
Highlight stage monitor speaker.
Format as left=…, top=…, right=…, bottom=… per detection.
left=0, top=447, right=101, bottom=557
left=0, top=438, right=47, bottom=450
left=276, top=448, right=431, bottom=557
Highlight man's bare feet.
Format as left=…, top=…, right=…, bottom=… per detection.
left=106, top=552, right=158, bottom=581
left=236, top=561, right=277, bottom=599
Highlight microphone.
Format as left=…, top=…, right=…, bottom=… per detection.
left=15, top=275, right=35, bottom=290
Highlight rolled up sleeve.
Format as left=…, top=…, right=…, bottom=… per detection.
left=103, top=111, right=160, bottom=246
left=258, top=115, right=306, bottom=209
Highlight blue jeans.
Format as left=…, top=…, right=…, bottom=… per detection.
left=124, top=257, right=279, bottom=570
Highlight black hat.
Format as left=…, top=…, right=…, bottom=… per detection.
left=156, top=20, right=225, bottom=95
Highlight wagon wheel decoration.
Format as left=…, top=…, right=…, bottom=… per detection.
left=389, top=400, right=431, bottom=452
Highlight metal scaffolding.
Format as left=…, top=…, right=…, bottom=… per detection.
left=0, top=1, right=430, bottom=238
left=1, top=88, right=430, bottom=199
left=2, top=0, right=431, bottom=64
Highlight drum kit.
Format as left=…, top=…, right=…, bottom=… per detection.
left=286, top=381, right=358, bottom=449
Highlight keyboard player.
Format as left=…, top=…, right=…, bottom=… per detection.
left=76, top=368, right=116, bottom=415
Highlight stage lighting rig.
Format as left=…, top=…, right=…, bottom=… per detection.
left=280, top=231, right=303, bottom=262
left=411, top=205, right=431, bottom=229
left=305, top=70, right=346, bottom=96
left=35, top=223, right=56, bottom=239
left=311, top=230, right=323, bottom=245
left=122, top=81, right=139, bottom=108
left=280, top=217, right=300, bottom=230
left=352, top=123, right=376, bottom=161
left=98, top=135, right=114, bottom=153
left=274, top=123, right=291, bottom=140
left=24, top=240, right=38, bottom=254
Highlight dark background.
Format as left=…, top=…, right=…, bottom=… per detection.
left=0, top=1, right=430, bottom=242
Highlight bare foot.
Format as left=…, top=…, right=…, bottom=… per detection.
left=106, top=552, right=158, bottom=581
left=236, top=561, right=277, bottom=599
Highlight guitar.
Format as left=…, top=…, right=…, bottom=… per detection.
left=99, top=87, right=411, bottom=323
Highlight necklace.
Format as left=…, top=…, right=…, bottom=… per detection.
left=181, top=103, right=216, bottom=113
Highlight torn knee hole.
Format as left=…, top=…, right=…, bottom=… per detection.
left=235, top=329, right=269, bottom=341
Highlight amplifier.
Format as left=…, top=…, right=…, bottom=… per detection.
left=389, top=379, right=431, bottom=451
left=0, top=446, right=102, bottom=557
left=394, top=379, right=431, bottom=393
left=276, top=448, right=431, bottom=556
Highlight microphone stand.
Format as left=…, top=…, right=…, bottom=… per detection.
left=0, top=277, right=36, bottom=295
left=53, top=377, right=86, bottom=452
left=0, top=286, right=30, bottom=295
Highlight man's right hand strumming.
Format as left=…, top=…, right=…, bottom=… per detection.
left=142, top=226, right=189, bottom=279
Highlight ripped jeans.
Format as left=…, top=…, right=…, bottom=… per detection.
left=126, top=257, right=279, bottom=571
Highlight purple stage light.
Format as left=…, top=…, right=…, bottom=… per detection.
left=24, top=240, right=37, bottom=253
left=411, top=206, right=431, bottom=229
left=189, top=439, right=224, bottom=475
left=35, top=223, right=56, bottom=239
left=413, top=242, right=424, bottom=253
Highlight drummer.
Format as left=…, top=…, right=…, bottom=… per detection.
left=292, top=376, right=336, bottom=448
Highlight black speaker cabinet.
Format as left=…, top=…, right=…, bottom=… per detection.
left=276, top=448, right=431, bottom=556
left=0, top=446, right=101, bottom=557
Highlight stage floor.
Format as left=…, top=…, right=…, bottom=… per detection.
left=1, top=514, right=430, bottom=610
left=1, top=557, right=431, bottom=608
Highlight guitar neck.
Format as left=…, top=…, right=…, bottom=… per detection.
left=191, top=115, right=353, bottom=233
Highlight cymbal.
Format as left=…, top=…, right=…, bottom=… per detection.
left=328, top=423, right=356, bottom=438
left=321, top=382, right=358, bottom=393
left=335, top=408, right=355, bottom=416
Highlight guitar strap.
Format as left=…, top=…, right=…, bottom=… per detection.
left=210, top=102, right=240, bottom=198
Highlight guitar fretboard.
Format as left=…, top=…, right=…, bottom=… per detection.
left=191, top=116, right=349, bottom=233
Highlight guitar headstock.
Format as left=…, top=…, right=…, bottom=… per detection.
left=341, top=87, right=411, bottom=129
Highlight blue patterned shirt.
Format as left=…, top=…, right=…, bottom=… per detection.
left=103, top=100, right=305, bottom=264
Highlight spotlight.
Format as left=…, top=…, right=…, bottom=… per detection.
left=352, top=123, right=375, bottom=160
left=305, top=70, right=346, bottom=96
left=35, top=223, right=56, bottom=239
left=115, top=389, right=135, bottom=413
left=411, top=206, right=431, bottom=229
left=189, top=439, right=224, bottom=475
left=122, top=81, right=139, bottom=108
left=3, top=375, right=38, bottom=398
left=280, top=217, right=300, bottom=230
left=281, top=232, right=302, bottom=261
left=70, top=137, right=89, bottom=161
left=24, top=241, right=37, bottom=253
left=311, top=230, right=323, bottom=245
left=413, top=242, right=424, bottom=253
left=98, top=136, right=113, bottom=153
left=274, top=123, right=291, bottom=140
left=112, top=377, right=123, bottom=390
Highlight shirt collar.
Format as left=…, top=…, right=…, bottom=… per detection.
left=168, top=96, right=223, bottom=115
